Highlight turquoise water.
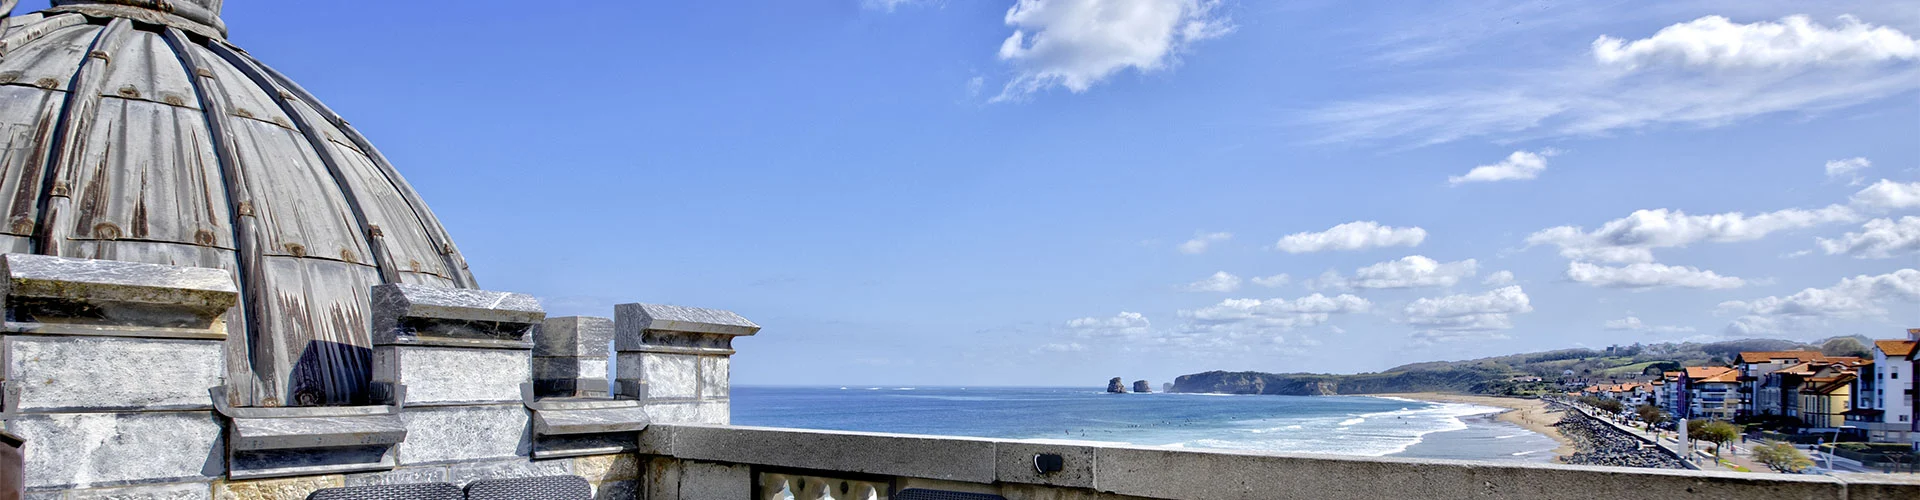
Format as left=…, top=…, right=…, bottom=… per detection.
left=733, top=386, right=1558, bottom=461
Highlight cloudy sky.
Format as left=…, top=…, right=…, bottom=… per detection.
left=170, top=0, right=1920, bottom=386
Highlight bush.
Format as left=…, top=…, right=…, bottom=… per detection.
left=1635, top=404, right=1668, bottom=427
left=1753, top=441, right=1814, bottom=473
left=1688, top=419, right=1741, bottom=455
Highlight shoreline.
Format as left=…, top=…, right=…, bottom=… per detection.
left=1376, top=392, right=1577, bottom=459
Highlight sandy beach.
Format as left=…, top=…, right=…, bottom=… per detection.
left=1381, top=392, right=1577, bottom=459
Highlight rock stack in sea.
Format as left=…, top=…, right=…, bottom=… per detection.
left=1548, top=401, right=1686, bottom=469
left=1133, top=380, right=1152, bottom=393
left=1107, top=377, right=1127, bottom=393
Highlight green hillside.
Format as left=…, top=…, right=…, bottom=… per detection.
left=1170, top=336, right=1870, bottom=396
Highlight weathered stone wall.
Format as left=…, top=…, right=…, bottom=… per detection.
left=0, top=257, right=747, bottom=499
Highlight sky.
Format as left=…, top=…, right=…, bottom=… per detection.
left=40, top=0, right=1919, bottom=386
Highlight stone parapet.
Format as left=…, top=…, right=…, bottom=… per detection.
left=613, top=303, right=755, bottom=426
left=533, top=316, right=613, bottom=398
left=638, top=423, right=1920, bottom=500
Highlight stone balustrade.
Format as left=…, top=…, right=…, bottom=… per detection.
left=634, top=423, right=1920, bottom=500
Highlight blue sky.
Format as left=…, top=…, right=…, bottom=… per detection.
left=66, top=0, right=1920, bottom=386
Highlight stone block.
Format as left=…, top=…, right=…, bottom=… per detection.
left=66, top=482, right=213, bottom=500
left=341, top=466, right=448, bottom=487
left=533, top=406, right=649, bottom=435
left=370, top=283, right=543, bottom=347
left=698, top=356, right=728, bottom=399
left=613, top=304, right=758, bottom=354
left=533, top=433, right=636, bottom=459
left=643, top=401, right=727, bottom=425
left=536, top=316, right=612, bottom=357
left=641, top=457, right=680, bottom=500
left=624, top=352, right=694, bottom=399
left=590, top=480, right=637, bottom=500
left=5, top=336, right=223, bottom=412
left=680, top=461, right=749, bottom=499
left=445, top=458, right=572, bottom=486
left=572, top=454, right=640, bottom=483
left=995, top=440, right=1098, bottom=489
left=212, top=475, right=342, bottom=500
left=1, top=253, right=236, bottom=311
left=614, top=303, right=758, bottom=338
left=6, top=412, right=223, bottom=490
left=227, top=445, right=396, bottom=480
left=396, top=404, right=530, bottom=465
left=373, top=345, right=527, bottom=406
left=658, top=424, right=995, bottom=483
left=227, top=414, right=405, bottom=451
left=532, top=356, right=608, bottom=381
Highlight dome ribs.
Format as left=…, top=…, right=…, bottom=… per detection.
left=33, top=17, right=130, bottom=256
left=0, top=13, right=84, bottom=58
left=206, top=40, right=399, bottom=285
left=249, top=59, right=476, bottom=289
left=163, top=25, right=262, bottom=406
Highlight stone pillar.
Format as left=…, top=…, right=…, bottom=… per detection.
left=369, top=283, right=544, bottom=466
left=533, top=316, right=613, bottom=398
left=613, top=303, right=758, bottom=424
left=0, top=254, right=236, bottom=492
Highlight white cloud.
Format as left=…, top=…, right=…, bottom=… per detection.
left=1182, top=293, right=1372, bottom=333
left=1448, top=149, right=1557, bottom=185
left=1403, top=286, right=1533, bottom=338
left=1565, top=261, right=1746, bottom=289
left=1527, top=205, right=1858, bottom=263
left=1819, top=216, right=1920, bottom=259
left=1592, top=15, right=1920, bottom=70
left=994, top=0, right=1230, bottom=101
left=1602, top=316, right=1697, bottom=334
left=1482, top=270, right=1515, bottom=286
left=1826, top=157, right=1871, bottom=185
left=862, top=0, right=921, bottom=12
left=1178, top=231, right=1232, bottom=254
left=1850, top=179, right=1920, bottom=212
left=1065, top=311, right=1154, bottom=340
left=1309, top=15, right=1920, bottom=146
left=1182, top=271, right=1242, bottom=293
left=1276, top=221, right=1427, bottom=253
left=1325, top=255, right=1478, bottom=289
left=1033, top=342, right=1087, bottom=353
left=1719, top=269, right=1920, bottom=335
left=1250, top=273, right=1291, bottom=288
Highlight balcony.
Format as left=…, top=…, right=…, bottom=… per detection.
left=633, top=423, right=1920, bottom=499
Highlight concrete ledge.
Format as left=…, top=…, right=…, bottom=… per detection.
left=637, top=424, right=1920, bottom=500
left=645, top=425, right=997, bottom=483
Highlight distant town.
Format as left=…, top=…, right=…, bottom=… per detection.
left=1561, top=329, right=1917, bottom=471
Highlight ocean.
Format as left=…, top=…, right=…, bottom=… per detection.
left=732, top=386, right=1560, bottom=462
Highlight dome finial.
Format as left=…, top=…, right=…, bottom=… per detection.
left=48, top=0, right=226, bottom=38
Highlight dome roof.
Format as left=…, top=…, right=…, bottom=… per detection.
left=0, top=1, right=477, bottom=406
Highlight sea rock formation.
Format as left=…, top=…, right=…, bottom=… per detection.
left=1106, top=377, right=1126, bottom=393
left=1132, top=380, right=1152, bottom=393
left=1162, top=382, right=1173, bottom=393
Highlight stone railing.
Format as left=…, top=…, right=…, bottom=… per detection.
left=634, top=423, right=1920, bottom=500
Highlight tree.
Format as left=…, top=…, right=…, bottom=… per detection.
left=1688, top=419, right=1741, bottom=456
left=1819, top=337, right=1871, bottom=358
left=1636, top=404, right=1668, bottom=429
left=1752, top=441, right=1814, bottom=473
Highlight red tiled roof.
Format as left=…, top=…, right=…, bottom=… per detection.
left=1876, top=340, right=1917, bottom=357
left=1685, top=366, right=1738, bottom=383
left=1737, top=351, right=1823, bottom=363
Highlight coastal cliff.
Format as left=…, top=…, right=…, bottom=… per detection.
left=1172, top=370, right=1478, bottom=395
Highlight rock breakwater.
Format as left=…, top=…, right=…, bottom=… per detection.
left=1548, top=401, right=1685, bottom=469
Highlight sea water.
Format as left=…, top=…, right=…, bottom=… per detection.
left=733, top=386, right=1559, bottom=461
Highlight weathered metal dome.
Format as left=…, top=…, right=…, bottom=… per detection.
left=0, top=0, right=477, bottom=406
